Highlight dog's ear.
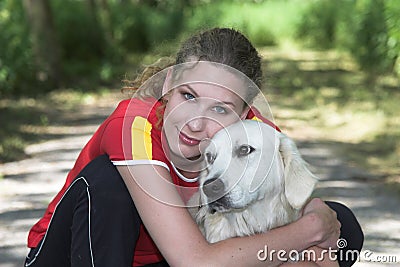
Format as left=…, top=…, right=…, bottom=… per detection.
left=279, top=134, right=318, bottom=210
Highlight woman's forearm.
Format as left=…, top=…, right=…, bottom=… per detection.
left=204, top=214, right=321, bottom=267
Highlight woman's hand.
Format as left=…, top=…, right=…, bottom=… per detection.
left=302, top=198, right=341, bottom=249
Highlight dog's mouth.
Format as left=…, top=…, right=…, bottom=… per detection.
left=208, top=199, right=230, bottom=214
left=207, top=197, right=250, bottom=214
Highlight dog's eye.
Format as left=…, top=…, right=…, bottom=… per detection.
left=237, top=145, right=255, bottom=156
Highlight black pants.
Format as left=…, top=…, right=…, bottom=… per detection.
left=25, top=154, right=363, bottom=267
left=24, top=155, right=167, bottom=267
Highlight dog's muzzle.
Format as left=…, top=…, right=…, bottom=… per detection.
left=203, top=178, right=234, bottom=214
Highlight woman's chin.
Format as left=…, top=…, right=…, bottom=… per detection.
left=170, top=147, right=201, bottom=163
left=186, top=154, right=201, bottom=161
left=180, top=146, right=202, bottom=161
left=178, top=151, right=200, bottom=162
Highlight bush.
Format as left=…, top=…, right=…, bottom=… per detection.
left=184, top=0, right=309, bottom=47
left=351, top=0, right=392, bottom=74
left=52, top=0, right=106, bottom=62
left=109, top=1, right=184, bottom=54
left=0, top=0, right=37, bottom=97
left=296, top=0, right=400, bottom=76
left=296, top=0, right=349, bottom=49
left=385, top=0, right=400, bottom=76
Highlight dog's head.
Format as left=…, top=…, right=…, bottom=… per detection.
left=199, top=120, right=317, bottom=214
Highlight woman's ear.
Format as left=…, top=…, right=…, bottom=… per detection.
left=162, top=91, right=172, bottom=103
left=162, top=68, right=173, bottom=97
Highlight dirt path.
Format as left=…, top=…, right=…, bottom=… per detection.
left=0, top=92, right=399, bottom=266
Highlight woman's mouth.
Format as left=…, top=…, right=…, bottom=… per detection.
left=179, top=131, right=201, bottom=146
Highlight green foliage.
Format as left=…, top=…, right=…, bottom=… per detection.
left=109, top=1, right=184, bottom=53
left=184, top=0, right=307, bottom=47
left=296, top=0, right=343, bottom=49
left=0, top=0, right=37, bottom=96
left=296, top=0, right=400, bottom=75
left=351, top=0, right=392, bottom=74
left=1, top=0, right=305, bottom=97
left=1, top=0, right=399, bottom=97
left=52, top=0, right=105, bottom=61
left=385, top=0, right=400, bottom=76
left=216, top=2, right=277, bottom=46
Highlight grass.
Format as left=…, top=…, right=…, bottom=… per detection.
left=0, top=98, right=49, bottom=163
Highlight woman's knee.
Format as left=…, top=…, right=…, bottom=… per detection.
left=325, top=201, right=364, bottom=267
left=326, top=201, right=364, bottom=246
left=77, top=155, right=134, bottom=206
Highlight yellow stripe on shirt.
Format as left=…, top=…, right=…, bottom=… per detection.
left=251, top=116, right=262, bottom=122
left=131, top=116, right=153, bottom=160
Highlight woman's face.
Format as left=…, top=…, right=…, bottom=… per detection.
left=162, top=80, right=249, bottom=162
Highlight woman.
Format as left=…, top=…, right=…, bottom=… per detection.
left=25, top=28, right=363, bottom=267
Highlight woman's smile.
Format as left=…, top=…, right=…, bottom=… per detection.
left=179, top=130, right=201, bottom=146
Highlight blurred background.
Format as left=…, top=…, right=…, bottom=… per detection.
left=1, top=0, right=399, bottom=186
left=0, top=0, right=399, bottom=265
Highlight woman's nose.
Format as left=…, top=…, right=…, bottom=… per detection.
left=187, top=117, right=204, bottom=132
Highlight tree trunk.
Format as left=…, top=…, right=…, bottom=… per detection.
left=99, top=0, right=115, bottom=50
left=23, top=0, right=62, bottom=88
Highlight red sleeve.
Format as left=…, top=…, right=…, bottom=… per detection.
left=101, top=115, right=167, bottom=164
left=100, top=117, right=125, bottom=161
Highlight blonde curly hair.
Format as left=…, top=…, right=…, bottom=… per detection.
left=122, top=56, right=176, bottom=99
left=122, top=28, right=263, bottom=127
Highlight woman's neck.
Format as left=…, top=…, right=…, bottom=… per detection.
left=179, top=169, right=200, bottom=179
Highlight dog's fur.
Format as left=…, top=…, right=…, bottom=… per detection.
left=188, top=120, right=318, bottom=243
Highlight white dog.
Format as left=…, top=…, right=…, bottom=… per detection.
left=189, top=120, right=318, bottom=244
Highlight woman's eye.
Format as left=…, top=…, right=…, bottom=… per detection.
left=183, top=92, right=195, bottom=101
left=212, top=106, right=227, bottom=114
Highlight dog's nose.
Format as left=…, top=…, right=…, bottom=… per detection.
left=202, top=178, right=225, bottom=198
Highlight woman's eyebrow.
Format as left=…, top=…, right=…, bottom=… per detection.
left=180, top=84, right=198, bottom=97
left=181, top=84, right=236, bottom=108
left=216, top=100, right=236, bottom=108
